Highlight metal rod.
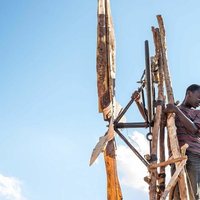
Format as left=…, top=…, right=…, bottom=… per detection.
left=114, top=85, right=145, bottom=124
left=115, top=128, right=150, bottom=167
left=141, top=87, right=149, bottom=123
left=115, top=122, right=148, bottom=129
left=114, top=98, right=134, bottom=124
left=145, top=40, right=154, bottom=123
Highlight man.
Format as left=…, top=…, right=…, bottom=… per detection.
left=165, top=84, right=200, bottom=199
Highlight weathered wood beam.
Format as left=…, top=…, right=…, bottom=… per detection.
left=148, top=27, right=165, bottom=200
left=152, top=27, right=167, bottom=199
left=104, top=139, right=123, bottom=200
left=160, top=159, right=187, bottom=200
left=149, top=156, right=187, bottom=169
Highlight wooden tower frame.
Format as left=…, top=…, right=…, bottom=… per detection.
left=90, top=1, right=190, bottom=199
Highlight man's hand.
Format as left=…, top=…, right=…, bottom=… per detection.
left=132, top=91, right=141, bottom=102
left=164, top=104, right=178, bottom=114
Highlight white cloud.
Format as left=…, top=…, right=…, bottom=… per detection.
left=0, top=174, right=26, bottom=200
left=116, top=131, right=149, bottom=192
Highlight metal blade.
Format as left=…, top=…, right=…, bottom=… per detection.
left=89, top=118, right=115, bottom=166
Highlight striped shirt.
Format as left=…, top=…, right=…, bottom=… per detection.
left=176, top=106, right=200, bottom=155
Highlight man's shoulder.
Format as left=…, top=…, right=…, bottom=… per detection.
left=178, top=105, right=191, bottom=114
left=178, top=106, right=195, bottom=120
left=179, top=106, right=200, bottom=120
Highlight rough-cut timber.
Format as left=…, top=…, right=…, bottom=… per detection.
left=152, top=27, right=166, bottom=199
left=160, top=159, right=187, bottom=200
left=157, top=15, right=189, bottom=200
left=158, top=30, right=166, bottom=199
left=96, top=0, right=116, bottom=120
left=104, top=140, right=123, bottom=200
left=148, top=27, right=165, bottom=200
left=149, top=156, right=187, bottom=169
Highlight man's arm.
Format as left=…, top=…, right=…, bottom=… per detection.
left=165, top=104, right=199, bottom=134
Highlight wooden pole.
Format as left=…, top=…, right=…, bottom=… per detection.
left=157, top=15, right=189, bottom=200
left=158, top=105, right=166, bottom=198
left=148, top=27, right=165, bottom=200
left=152, top=27, right=166, bottom=199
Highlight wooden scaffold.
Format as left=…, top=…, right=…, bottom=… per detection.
left=90, top=1, right=190, bottom=199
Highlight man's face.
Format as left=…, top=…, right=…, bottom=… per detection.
left=188, top=89, right=200, bottom=108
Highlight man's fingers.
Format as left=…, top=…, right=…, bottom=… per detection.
left=132, top=91, right=140, bottom=101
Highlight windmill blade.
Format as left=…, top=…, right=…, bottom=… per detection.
left=89, top=134, right=108, bottom=166
left=96, top=0, right=116, bottom=121
left=92, top=0, right=123, bottom=199
left=91, top=0, right=119, bottom=166
left=89, top=118, right=115, bottom=166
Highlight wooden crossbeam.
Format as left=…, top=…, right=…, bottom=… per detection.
left=160, top=159, right=187, bottom=200
left=149, top=156, right=187, bottom=170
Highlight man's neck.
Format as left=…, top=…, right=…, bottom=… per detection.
left=181, top=100, right=192, bottom=109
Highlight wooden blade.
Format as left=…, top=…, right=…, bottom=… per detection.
left=96, top=0, right=116, bottom=121
left=104, top=139, right=123, bottom=200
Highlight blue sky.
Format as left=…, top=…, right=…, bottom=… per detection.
left=0, top=0, right=200, bottom=200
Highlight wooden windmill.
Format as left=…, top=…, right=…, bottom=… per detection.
left=90, top=1, right=190, bottom=199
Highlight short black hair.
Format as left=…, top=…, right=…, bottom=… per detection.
left=186, top=84, right=200, bottom=94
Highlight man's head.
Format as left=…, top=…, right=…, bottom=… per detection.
left=185, top=84, right=200, bottom=108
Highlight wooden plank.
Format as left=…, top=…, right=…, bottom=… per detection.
left=157, top=15, right=189, bottom=200
left=96, top=0, right=108, bottom=113
left=103, top=1, right=122, bottom=199
left=158, top=105, right=166, bottom=198
left=96, top=0, right=116, bottom=119
left=104, top=139, right=123, bottom=200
